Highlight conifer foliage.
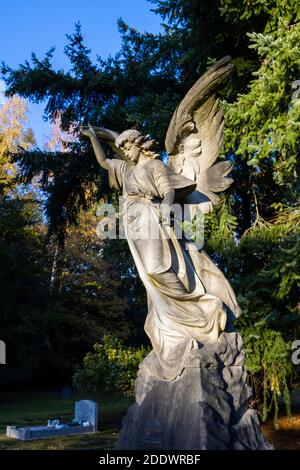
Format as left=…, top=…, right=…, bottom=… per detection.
left=0, top=1, right=299, bottom=421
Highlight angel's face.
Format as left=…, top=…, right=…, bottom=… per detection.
left=123, top=141, right=141, bottom=163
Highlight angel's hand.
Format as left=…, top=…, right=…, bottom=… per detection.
left=80, top=124, right=97, bottom=139
left=159, top=203, right=172, bottom=227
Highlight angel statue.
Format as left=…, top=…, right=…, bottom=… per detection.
left=81, top=56, right=240, bottom=381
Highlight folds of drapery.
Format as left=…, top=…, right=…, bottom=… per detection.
left=123, top=196, right=237, bottom=380
left=106, top=158, right=241, bottom=380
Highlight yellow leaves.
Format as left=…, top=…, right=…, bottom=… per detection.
left=0, top=95, right=35, bottom=155
left=270, top=373, right=281, bottom=396
left=106, top=348, right=118, bottom=361
left=0, top=95, right=35, bottom=192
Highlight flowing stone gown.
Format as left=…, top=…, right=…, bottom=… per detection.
left=107, top=157, right=240, bottom=381
left=85, top=57, right=272, bottom=450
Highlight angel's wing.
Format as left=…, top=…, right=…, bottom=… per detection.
left=166, top=56, right=235, bottom=213
left=91, top=126, right=125, bottom=159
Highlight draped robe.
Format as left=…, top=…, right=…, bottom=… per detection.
left=107, top=157, right=240, bottom=380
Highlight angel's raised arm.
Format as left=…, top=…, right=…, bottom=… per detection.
left=80, top=125, right=110, bottom=170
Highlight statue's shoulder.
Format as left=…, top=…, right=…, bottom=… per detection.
left=108, top=157, right=129, bottom=170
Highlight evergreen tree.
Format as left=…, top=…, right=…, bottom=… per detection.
left=0, top=1, right=299, bottom=420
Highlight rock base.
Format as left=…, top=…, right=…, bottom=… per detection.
left=115, top=332, right=272, bottom=450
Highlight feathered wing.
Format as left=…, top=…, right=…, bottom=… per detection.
left=166, top=56, right=235, bottom=214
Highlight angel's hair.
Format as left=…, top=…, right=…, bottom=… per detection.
left=115, top=129, right=159, bottom=160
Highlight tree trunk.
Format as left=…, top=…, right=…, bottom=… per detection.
left=50, top=238, right=64, bottom=293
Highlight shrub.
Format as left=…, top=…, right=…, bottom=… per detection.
left=73, top=335, right=150, bottom=396
left=241, top=322, right=293, bottom=429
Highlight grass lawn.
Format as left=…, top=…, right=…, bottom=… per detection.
left=1, top=388, right=300, bottom=450
left=0, top=389, right=132, bottom=450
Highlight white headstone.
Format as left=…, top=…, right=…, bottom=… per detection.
left=75, top=400, right=98, bottom=431
left=0, top=340, right=6, bottom=364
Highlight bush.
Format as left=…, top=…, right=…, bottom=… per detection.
left=241, top=322, right=293, bottom=429
left=74, top=331, right=295, bottom=429
left=73, top=335, right=150, bottom=397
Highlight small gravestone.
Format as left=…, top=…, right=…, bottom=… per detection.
left=6, top=400, right=98, bottom=440
left=61, top=387, right=72, bottom=399
left=75, top=400, right=98, bottom=432
left=0, top=340, right=5, bottom=364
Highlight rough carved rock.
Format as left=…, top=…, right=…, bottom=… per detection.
left=115, top=332, right=272, bottom=450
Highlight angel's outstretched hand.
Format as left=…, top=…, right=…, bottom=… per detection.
left=80, top=124, right=97, bottom=139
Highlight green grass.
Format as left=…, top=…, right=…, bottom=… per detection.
left=4, top=388, right=299, bottom=450
left=0, top=389, right=133, bottom=450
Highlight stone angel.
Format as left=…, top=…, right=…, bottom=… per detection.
left=81, top=56, right=241, bottom=380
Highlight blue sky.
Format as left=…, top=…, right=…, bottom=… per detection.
left=0, top=0, right=162, bottom=146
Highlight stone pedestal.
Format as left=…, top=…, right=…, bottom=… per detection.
left=115, top=332, right=272, bottom=450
